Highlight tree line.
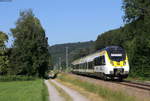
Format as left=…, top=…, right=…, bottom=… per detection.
left=95, top=0, right=150, bottom=78
left=48, top=41, right=94, bottom=70
left=1, top=0, right=150, bottom=78
left=0, top=10, right=51, bottom=77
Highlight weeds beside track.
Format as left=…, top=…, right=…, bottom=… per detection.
left=57, top=73, right=136, bottom=101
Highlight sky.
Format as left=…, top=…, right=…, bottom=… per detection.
left=0, top=0, right=124, bottom=46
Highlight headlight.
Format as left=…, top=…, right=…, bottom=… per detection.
left=123, top=61, right=126, bottom=65
left=110, top=61, right=114, bottom=66
left=124, top=71, right=129, bottom=74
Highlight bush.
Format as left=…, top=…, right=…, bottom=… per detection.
left=0, top=75, right=36, bottom=82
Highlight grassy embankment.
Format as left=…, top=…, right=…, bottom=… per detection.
left=57, top=73, right=136, bottom=101
left=0, top=76, right=48, bottom=101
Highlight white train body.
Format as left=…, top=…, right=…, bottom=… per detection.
left=71, top=46, right=129, bottom=80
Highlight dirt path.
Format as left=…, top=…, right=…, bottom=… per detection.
left=44, top=80, right=65, bottom=101
left=51, top=79, right=89, bottom=101
left=45, top=79, right=89, bottom=101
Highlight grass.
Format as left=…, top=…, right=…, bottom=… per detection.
left=0, top=79, right=49, bottom=101
left=49, top=80, right=73, bottom=101
left=56, top=79, right=104, bottom=101
left=42, top=81, right=49, bottom=101
left=57, top=73, right=136, bottom=101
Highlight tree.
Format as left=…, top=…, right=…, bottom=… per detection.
left=122, top=0, right=150, bottom=77
left=0, top=31, right=8, bottom=75
left=122, top=0, right=150, bottom=22
left=95, top=28, right=125, bottom=50
left=10, top=9, right=50, bottom=77
left=73, top=48, right=90, bottom=60
left=0, top=31, right=8, bottom=48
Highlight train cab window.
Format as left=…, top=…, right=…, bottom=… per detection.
left=101, top=56, right=105, bottom=65
left=94, top=56, right=105, bottom=66
left=94, top=57, right=100, bottom=66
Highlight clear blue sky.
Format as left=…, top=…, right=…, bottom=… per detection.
left=0, top=0, right=124, bottom=46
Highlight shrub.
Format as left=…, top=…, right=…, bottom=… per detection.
left=0, top=75, right=36, bottom=82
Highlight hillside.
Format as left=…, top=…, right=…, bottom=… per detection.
left=49, top=41, right=94, bottom=67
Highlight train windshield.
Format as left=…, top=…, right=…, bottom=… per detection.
left=106, top=47, right=126, bottom=61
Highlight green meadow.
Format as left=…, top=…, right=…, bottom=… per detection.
left=0, top=79, right=48, bottom=101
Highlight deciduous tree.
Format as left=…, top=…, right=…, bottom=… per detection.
left=0, top=31, right=8, bottom=74
left=10, top=9, right=50, bottom=77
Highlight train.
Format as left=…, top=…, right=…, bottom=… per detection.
left=71, top=46, right=129, bottom=81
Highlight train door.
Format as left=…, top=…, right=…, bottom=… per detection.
left=94, top=55, right=106, bottom=73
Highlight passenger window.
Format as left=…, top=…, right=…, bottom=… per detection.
left=94, top=56, right=105, bottom=66
left=88, top=61, right=93, bottom=69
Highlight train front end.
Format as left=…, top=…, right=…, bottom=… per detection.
left=105, top=46, right=129, bottom=80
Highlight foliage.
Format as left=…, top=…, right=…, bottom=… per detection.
left=0, top=75, right=35, bottom=82
left=0, top=79, right=48, bottom=101
left=9, top=10, right=50, bottom=77
left=73, top=47, right=92, bottom=60
left=122, top=0, right=150, bottom=23
left=49, top=41, right=94, bottom=68
left=95, top=28, right=125, bottom=50
left=0, top=31, right=8, bottom=47
left=0, top=31, right=9, bottom=75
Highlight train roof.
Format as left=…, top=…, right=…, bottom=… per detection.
left=71, top=46, right=124, bottom=65
left=105, top=46, right=123, bottom=50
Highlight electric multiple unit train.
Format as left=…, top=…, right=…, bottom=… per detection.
left=71, top=46, right=129, bottom=80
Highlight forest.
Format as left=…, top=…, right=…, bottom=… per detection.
left=49, top=41, right=94, bottom=69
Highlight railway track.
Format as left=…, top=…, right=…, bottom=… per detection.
left=67, top=73, right=150, bottom=101
left=71, top=73, right=150, bottom=91
left=119, top=80, right=150, bottom=91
